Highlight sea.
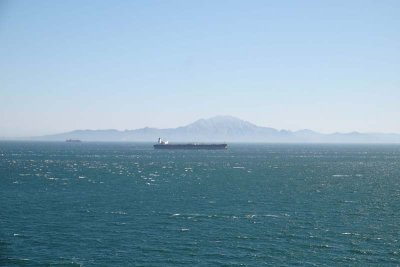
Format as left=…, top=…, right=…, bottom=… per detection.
left=1, top=142, right=400, bottom=266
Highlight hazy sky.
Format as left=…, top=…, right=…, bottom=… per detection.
left=1, top=0, right=399, bottom=137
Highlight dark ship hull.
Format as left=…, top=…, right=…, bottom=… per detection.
left=66, top=139, right=82, bottom=143
left=154, top=144, right=227, bottom=150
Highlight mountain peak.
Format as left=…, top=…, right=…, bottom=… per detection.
left=185, top=115, right=257, bottom=129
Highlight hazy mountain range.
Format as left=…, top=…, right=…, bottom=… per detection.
left=29, top=116, right=400, bottom=143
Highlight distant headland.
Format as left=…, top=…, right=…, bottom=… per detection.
left=25, top=116, right=400, bottom=143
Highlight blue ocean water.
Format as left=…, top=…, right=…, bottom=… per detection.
left=1, top=142, right=400, bottom=266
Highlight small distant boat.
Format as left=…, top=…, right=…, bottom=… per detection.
left=153, top=138, right=227, bottom=150
left=66, top=139, right=82, bottom=143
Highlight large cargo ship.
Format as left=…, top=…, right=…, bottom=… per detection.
left=154, top=138, right=227, bottom=150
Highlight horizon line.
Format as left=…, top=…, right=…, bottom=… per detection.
left=2, top=114, right=400, bottom=139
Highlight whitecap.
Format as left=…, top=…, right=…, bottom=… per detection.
left=110, top=211, right=128, bottom=215
left=264, top=214, right=279, bottom=218
left=342, top=232, right=359, bottom=236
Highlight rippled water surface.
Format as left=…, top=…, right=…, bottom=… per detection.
left=1, top=142, right=400, bottom=266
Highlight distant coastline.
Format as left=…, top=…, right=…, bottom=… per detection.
left=16, top=116, right=400, bottom=144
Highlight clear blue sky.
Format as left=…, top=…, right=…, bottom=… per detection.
left=1, top=0, right=399, bottom=137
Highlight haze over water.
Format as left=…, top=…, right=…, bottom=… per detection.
left=1, top=142, right=400, bottom=266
